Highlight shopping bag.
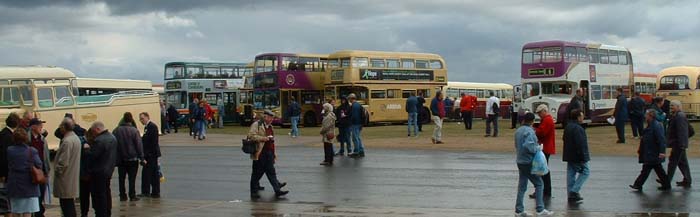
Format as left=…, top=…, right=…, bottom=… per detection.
left=158, top=163, right=166, bottom=183
left=606, top=117, right=615, bottom=125
left=531, top=150, right=549, bottom=176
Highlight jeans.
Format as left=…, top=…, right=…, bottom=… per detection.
left=251, top=151, right=282, bottom=194
left=118, top=161, right=139, bottom=199
left=567, top=162, right=590, bottom=193
left=350, top=124, right=364, bottom=153
left=486, top=114, right=498, bottom=136
left=60, top=198, right=77, bottom=217
left=196, top=120, right=207, bottom=139
left=615, top=120, right=625, bottom=142
left=667, top=147, right=692, bottom=184
left=630, top=116, right=644, bottom=137
left=432, top=116, right=443, bottom=142
left=515, top=164, right=544, bottom=213
left=162, top=115, right=169, bottom=133
left=407, top=112, right=418, bottom=136
left=337, top=127, right=352, bottom=153
left=461, top=111, right=473, bottom=129
left=290, top=116, right=300, bottom=137
left=141, top=157, right=161, bottom=196
left=634, top=163, right=669, bottom=187
left=90, top=174, right=112, bottom=217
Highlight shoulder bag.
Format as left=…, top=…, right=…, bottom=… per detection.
left=27, top=148, right=47, bottom=185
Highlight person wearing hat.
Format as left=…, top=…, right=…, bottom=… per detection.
left=529, top=104, right=555, bottom=199
left=320, top=103, right=336, bottom=166
left=563, top=109, right=590, bottom=203
left=28, top=118, right=50, bottom=217
left=248, top=110, right=288, bottom=199
left=514, top=112, right=553, bottom=216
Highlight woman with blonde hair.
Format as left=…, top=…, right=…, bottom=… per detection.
left=320, top=102, right=336, bottom=166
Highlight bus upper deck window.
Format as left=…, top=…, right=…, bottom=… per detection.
left=608, top=50, right=619, bottom=64
left=618, top=51, right=628, bottom=65
left=416, top=60, right=429, bottom=69
left=429, top=60, right=443, bottom=69
left=588, top=48, right=600, bottom=63
left=401, top=59, right=414, bottom=68
left=341, top=58, right=351, bottom=68
left=599, top=49, right=609, bottom=64
left=543, top=47, right=562, bottom=63
left=352, top=57, right=369, bottom=68
left=370, top=59, right=385, bottom=68
left=387, top=59, right=400, bottom=68
left=328, top=59, right=339, bottom=68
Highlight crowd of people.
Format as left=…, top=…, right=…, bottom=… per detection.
left=0, top=111, right=162, bottom=217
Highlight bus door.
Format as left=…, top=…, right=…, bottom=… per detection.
left=580, top=80, right=591, bottom=119
left=280, top=90, right=301, bottom=123
left=513, top=85, right=522, bottom=114
left=223, top=92, right=237, bottom=123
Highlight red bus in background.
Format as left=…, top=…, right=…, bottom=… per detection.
left=633, top=73, right=657, bottom=104
left=445, top=82, right=513, bottom=119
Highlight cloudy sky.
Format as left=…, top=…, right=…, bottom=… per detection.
left=1, top=0, right=699, bottom=84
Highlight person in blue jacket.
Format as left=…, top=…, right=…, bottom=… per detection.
left=405, top=93, right=418, bottom=137
left=629, top=109, right=670, bottom=191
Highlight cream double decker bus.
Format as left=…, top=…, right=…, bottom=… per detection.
left=0, top=66, right=161, bottom=149
left=324, top=50, right=447, bottom=123
left=656, top=66, right=700, bottom=119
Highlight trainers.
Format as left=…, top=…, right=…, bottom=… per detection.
left=536, top=209, right=553, bottom=216
left=514, top=211, right=531, bottom=217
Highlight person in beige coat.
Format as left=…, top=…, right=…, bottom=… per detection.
left=320, top=102, right=336, bottom=166
left=53, top=118, right=82, bottom=217
left=247, top=110, right=288, bottom=199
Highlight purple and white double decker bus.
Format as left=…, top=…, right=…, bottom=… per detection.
left=253, top=53, right=328, bottom=126
left=516, top=40, right=634, bottom=124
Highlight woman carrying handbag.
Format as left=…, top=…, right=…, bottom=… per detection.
left=7, top=128, right=43, bottom=217
left=320, top=102, right=336, bottom=166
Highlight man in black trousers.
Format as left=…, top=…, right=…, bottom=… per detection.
left=85, top=122, right=118, bottom=217
left=666, top=100, right=692, bottom=188
left=139, top=112, right=162, bottom=198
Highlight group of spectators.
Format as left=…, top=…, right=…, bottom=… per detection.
left=187, top=98, right=216, bottom=140
left=0, top=111, right=161, bottom=217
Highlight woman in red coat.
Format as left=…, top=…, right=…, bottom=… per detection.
left=532, top=104, right=555, bottom=198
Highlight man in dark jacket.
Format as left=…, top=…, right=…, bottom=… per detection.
left=565, top=89, right=584, bottom=127
left=405, top=93, right=418, bottom=137
left=630, top=109, right=670, bottom=191
left=54, top=113, right=87, bottom=145
left=335, top=97, right=352, bottom=156
left=562, top=109, right=590, bottom=203
left=288, top=97, right=302, bottom=138
left=167, top=104, right=179, bottom=133
left=417, top=92, right=426, bottom=132
left=113, top=112, right=144, bottom=201
left=666, top=100, right=692, bottom=188
left=430, top=91, right=445, bottom=144
left=139, top=112, right=162, bottom=198
left=628, top=92, right=646, bottom=139
left=348, top=94, right=365, bottom=158
left=613, top=88, right=629, bottom=143
left=85, top=122, right=118, bottom=217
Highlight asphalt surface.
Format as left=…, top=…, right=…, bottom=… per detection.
left=132, top=144, right=700, bottom=215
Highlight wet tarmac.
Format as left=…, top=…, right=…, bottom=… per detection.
left=50, top=144, right=700, bottom=216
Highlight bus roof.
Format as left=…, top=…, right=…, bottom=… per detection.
left=658, top=66, right=700, bottom=77
left=328, top=50, right=443, bottom=60
left=75, top=77, right=152, bottom=89
left=523, top=40, right=628, bottom=51
left=0, top=66, right=75, bottom=80
left=165, top=62, right=248, bottom=67
left=255, top=53, right=328, bottom=58
left=446, top=81, right=513, bottom=90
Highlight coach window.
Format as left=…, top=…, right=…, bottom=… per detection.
left=618, top=51, right=628, bottom=65
left=387, top=89, right=400, bottom=98
left=401, top=59, right=415, bottom=69
left=37, top=87, right=53, bottom=108
left=429, top=60, right=443, bottom=69
left=371, top=90, right=386, bottom=99
left=609, top=50, right=619, bottom=64
left=599, top=50, right=609, bottom=64
left=340, top=58, right=351, bottom=68
left=591, top=85, right=602, bottom=100
left=415, top=60, right=429, bottom=69
left=352, top=57, right=369, bottom=68
left=577, top=47, right=588, bottom=62
left=588, top=48, right=600, bottom=63
left=563, top=47, right=577, bottom=62
left=387, top=59, right=400, bottom=68
left=370, top=59, right=385, bottom=68
left=54, top=86, right=74, bottom=107
left=402, top=90, right=415, bottom=98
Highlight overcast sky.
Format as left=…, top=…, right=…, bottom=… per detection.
left=1, top=0, right=699, bottom=84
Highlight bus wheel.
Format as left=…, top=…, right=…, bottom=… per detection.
left=304, top=112, right=317, bottom=127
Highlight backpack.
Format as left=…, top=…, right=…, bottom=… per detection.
left=491, top=101, right=500, bottom=114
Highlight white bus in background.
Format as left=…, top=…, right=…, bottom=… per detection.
left=0, top=66, right=161, bottom=149
left=444, top=82, right=513, bottom=119
left=518, top=40, right=633, bottom=124
left=75, top=77, right=152, bottom=96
